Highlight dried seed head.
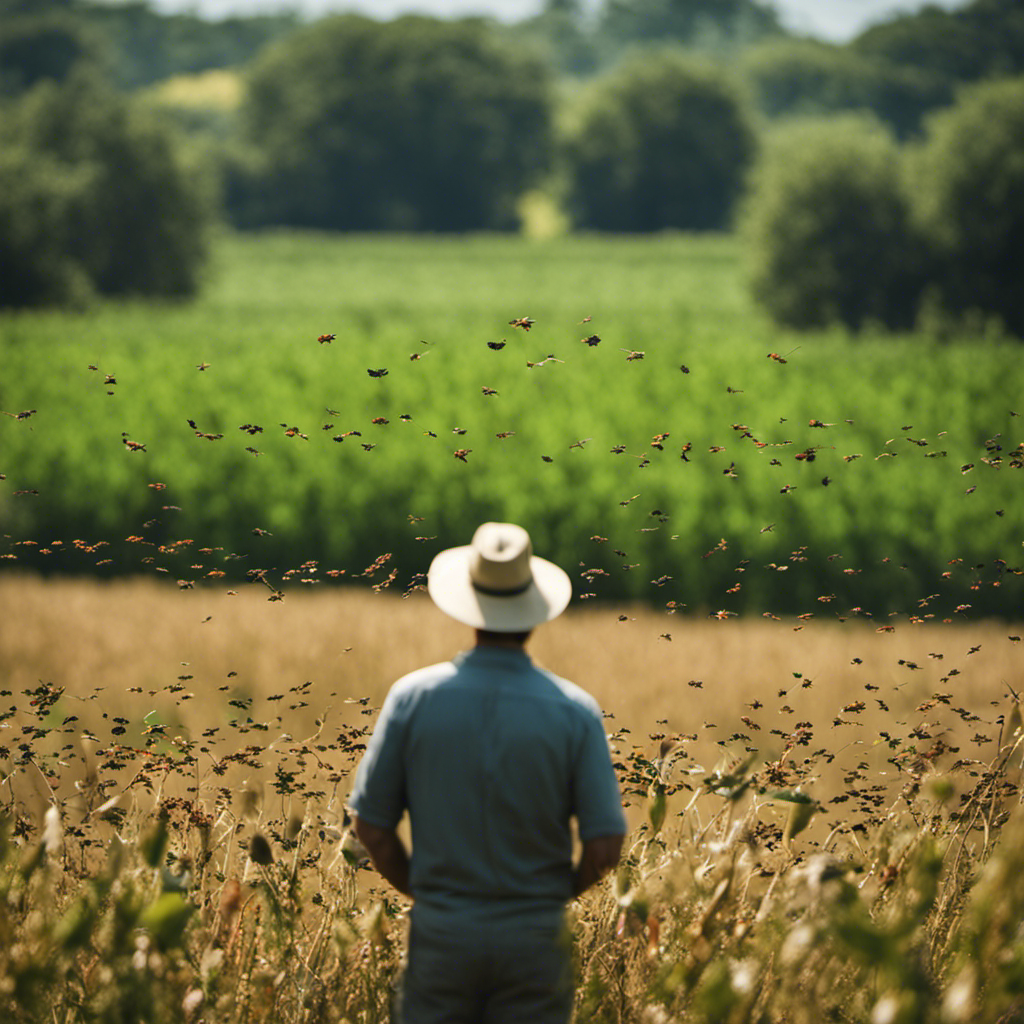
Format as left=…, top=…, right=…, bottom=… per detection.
left=361, top=901, right=388, bottom=946
left=239, top=780, right=263, bottom=821
left=249, top=833, right=274, bottom=866
left=1004, top=700, right=1023, bottom=746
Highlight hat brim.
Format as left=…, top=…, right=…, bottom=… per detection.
left=427, top=545, right=572, bottom=631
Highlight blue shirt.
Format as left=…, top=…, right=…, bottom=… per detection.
left=349, top=646, right=626, bottom=928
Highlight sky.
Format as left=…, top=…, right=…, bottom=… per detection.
left=149, top=0, right=974, bottom=43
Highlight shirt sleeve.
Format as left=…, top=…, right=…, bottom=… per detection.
left=572, top=709, right=627, bottom=841
left=348, top=685, right=409, bottom=830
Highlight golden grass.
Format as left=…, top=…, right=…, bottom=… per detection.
left=4, top=574, right=1024, bottom=1023
left=2, top=574, right=1020, bottom=829
left=3, top=574, right=1019, bottom=716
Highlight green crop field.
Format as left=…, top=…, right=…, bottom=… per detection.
left=1, top=230, right=1021, bottom=618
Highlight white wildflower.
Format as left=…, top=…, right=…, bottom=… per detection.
left=941, top=967, right=977, bottom=1023
left=871, top=993, right=900, bottom=1024
left=43, top=805, right=63, bottom=856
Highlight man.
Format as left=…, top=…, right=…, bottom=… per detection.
left=349, top=521, right=626, bottom=1024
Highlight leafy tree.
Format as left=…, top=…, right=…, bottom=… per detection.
left=739, top=38, right=949, bottom=138
left=0, top=12, right=104, bottom=96
left=511, top=0, right=599, bottom=77
left=0, top=71, right=210, bottom=306
left=73, top=3, right=300, bottom=90
left=738, top=1, right=1024, bottom=140
left=0, top=1, right=298, bottom=92
left=0, top=0, right=75, bottom=16
left=598, top=0, right=782, bottom=51
left=562, top=50, right=756, bottom=231
left=740, top=116, right=925, bottom=331
left=239, top=15, right=552, bottom=232
left=0, top=143, right=93, bottom=306
left=910, top=76, right=1024, bottom=337
left=513, top=0, right=783, bottom=78
left=853, top=0, right=1024, bottom=87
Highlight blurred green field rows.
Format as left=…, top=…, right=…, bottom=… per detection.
left=1, top=231, right=1020, bottom=618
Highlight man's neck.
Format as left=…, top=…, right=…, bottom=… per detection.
left=474, top=628, right=530, bottom=650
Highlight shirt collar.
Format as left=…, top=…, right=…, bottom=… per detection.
left=454, top=646, right=533, bottom=668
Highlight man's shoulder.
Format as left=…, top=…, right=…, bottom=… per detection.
left=389, top=660, right=459, bottom=699
left=384, top=653, right=603, bottom=721
left=531, top=665, right=603, bottom=719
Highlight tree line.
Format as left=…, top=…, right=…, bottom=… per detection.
left=1, top=0, right=1022, bottom=337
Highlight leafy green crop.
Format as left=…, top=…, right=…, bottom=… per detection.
left=1, top=231, right=1020, bottom=618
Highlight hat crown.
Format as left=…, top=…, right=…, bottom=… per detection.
left=426, top=520, right=571, bottom=630
left=469, top=522, right=533, bottom=595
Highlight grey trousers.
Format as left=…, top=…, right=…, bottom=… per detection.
left=399, top=916, right=573, bottom=1024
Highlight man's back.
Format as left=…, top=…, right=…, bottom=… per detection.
left=350, top=645, right=625, bottom=929
left=348, top=522, right=625, bottom=1024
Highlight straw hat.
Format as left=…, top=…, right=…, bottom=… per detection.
left=427, top=522, right=572, bottom=632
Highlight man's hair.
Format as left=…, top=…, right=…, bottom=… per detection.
left=477, top=629, right=532, bottom=645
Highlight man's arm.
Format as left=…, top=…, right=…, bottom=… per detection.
left=573, top=834, right=624, bottom=896
left=352, top=813, right=412, bottom=896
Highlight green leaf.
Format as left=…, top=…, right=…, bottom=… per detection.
left=140, top=893, right=195, bottom=950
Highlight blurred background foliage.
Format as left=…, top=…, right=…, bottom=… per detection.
left=1, top=0, right=1023, bottom=333
left=233, top=15, right=552, bottom=232
left=0, top=66, right=211, bottom=306
left=740, top=115, right=926, bottom=332
left=560, top=50, right=756, bottom=232
left=2, top=229, right=1021, bottom=617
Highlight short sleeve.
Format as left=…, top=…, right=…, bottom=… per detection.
left=348, top=687, right=409, bottom=830
left=572, top=710, right=627, bottom=841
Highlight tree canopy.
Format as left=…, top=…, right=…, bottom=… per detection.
left=740, top=116, right=924, bottom=331
left=739, top=38, right=949, bottom=138
left=853, top=0, right=1024, bottom=87
left=562, top=51, right=756, bottom=232
left=239, top=15, right=553, bottom=232
left=910, top=75, right=1024, bottom=337
left=0, top=11, right=104, bottom=96
left=0, top=71, right=210, bottom=307
left=741, top=74, right=1024, bottom=339
left=597, top=0, right=782, bottom=53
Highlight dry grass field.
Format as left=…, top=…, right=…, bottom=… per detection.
left=3, top=573, right=1019, bottom=718
left=4, top=573, right=1024, bottom=1023
left=3, top=574, right=1020, bottom=819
